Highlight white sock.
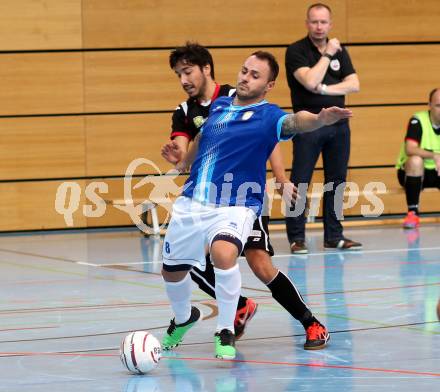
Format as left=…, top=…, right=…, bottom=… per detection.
left=164, top=273, right=192, bottom=324
left=214, top=264, right=241, bottom=333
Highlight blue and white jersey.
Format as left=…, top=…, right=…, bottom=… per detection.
left=182, top=96, right=292, bottom=215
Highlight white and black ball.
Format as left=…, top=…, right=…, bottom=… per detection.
left=120, top=331, right=162, bottom=374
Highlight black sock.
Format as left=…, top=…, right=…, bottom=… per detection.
left=190, top=257, right=216, bottom=299
left=190, top=255, right=248, bottom=310
left=267, top=271, right=316, bottom=329
left=237, top=295, right=248, bottom=310
left=405, top=176, right=422, bottom=214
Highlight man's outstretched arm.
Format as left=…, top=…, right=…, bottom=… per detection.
left=281, top=106, right=352, bottom=137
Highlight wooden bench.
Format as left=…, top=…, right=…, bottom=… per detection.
left=105, top=198, right=163, bottom=236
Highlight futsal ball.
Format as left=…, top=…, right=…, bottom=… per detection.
left=120, top=331, right=162, bottom=374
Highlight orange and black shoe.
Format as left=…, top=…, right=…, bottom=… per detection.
left=403, top=211, right=420, bottom=229
left=234, top=298, right=258, bottom=340
left=304, top=321, right=330, bottom=350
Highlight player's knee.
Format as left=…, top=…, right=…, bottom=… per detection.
left=161, top=268, right=189, bottom=282
left=210, top=234, right=241, bottom=269
left=405, top=155, right=424, bottom=173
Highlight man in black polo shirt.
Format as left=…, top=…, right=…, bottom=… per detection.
left=284, top=3, right=362, bottom=253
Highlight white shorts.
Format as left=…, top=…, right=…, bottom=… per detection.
left=162, top=196, right=256, bottom=271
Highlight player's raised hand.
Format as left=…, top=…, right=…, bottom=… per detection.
left=318, top=106, right=352, bottom=126
left=161, top=141, right=184, bottom=164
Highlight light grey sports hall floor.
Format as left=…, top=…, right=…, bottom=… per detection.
left=0, top=224, right=439, bottom=391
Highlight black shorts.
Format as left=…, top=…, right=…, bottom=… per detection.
left=242, top=215, right=274, bottom=256
left=397, top=168, right=440, bottom=189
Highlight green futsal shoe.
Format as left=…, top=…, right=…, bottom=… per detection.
left=214, top=329, right=236, bottom=359
left=162, top=306, right=202, bottom=350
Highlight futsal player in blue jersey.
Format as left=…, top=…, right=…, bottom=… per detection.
left=161, top=50, right=352, bottom=359
left=164, top=43, right=329, bottom=348
left=166, top=43, right=259, bottom=340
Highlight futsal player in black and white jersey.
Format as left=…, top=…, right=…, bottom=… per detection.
left=162, top=43, right=329, bottom=350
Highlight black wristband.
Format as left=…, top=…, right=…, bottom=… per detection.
left=322, top=53, right=332, bottom=60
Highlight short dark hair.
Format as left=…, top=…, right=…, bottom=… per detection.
left=307, top=3, right=332, bottom=17
left=250, top=50, right=279, bottom=82
left=429, top=88, right=440, bottom=103
left=169, top=42, right=215, bottom=79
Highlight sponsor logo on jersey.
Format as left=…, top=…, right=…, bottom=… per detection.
left=330, top=59, right=340, bottom=71
left=250, top=229, right=261, bottom=237
left=193, top=116, right=206, bottom=128
left=242, top=111, right=254, bottom=121
left=411, top=119, right=419, bottom=124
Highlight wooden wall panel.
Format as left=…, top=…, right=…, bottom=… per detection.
left=0, top=53, right=84, bottom=115
left=84, top=45, right=440, bottom=112
left=0, top=117, right=86, bottom=180
left=82, top=0, right=347, bottom=48
left=0, top=181, right=87, bottom=231
left=83, top=48, right=291, bottom=112
left=347, top=45, right=439, bottom=105
left=270, top=138, right=323, bottom=172
left=68, top=164, right=429, bottom=228
left=347, top=191, right=440, bottom=215
left=345, top=167, right=399, bottom=187
left=347, top=0, right=440, bottom=43
left=349, top=105, right=426, bottom=166
left=343, top=167, right=439, bottom=215
left=269, top=167, right=440, bottom=220
left=84, top=104, right=427, bottom=180
left=276, top=140, right=295, bottom=172
left=274, top=105, right=426, bottom=171
left=270, top=190, right=439, bottom=219
left=3, top=0, right=440, bottom=233
left=3, top=0, right=438, bottom=52
left=0, top=0, right=82, bottom=51
left=339, top=168, right=438, bottom=215
left=83, top=50, right=178, bottom=112
left=85, top=114, right=173, bottom=177
left=85, top=177, right=187, bottom=228
left=1, top=167, right=436, bottom=232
